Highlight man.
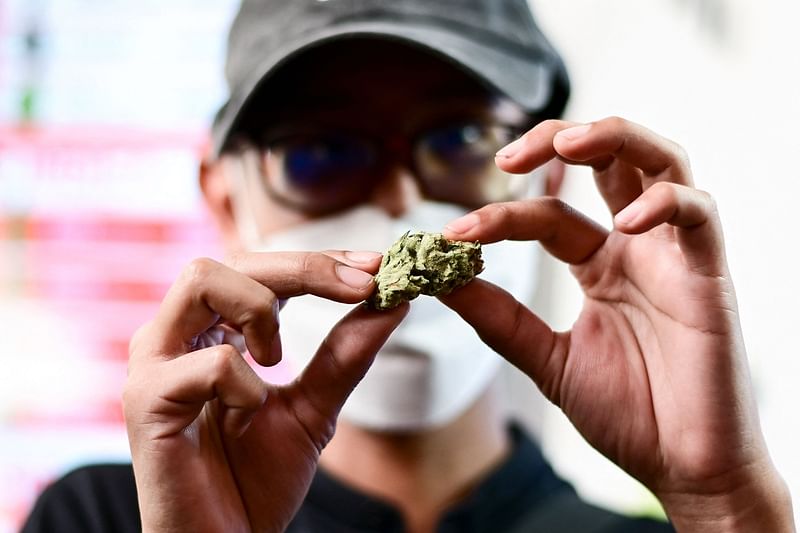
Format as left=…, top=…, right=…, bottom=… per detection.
left=23, top=1, right=794, bottom=532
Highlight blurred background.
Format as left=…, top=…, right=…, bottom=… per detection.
left=0, top=0, right=797, bottom=530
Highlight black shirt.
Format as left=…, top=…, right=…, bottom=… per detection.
left=22, top=426, right=674, bottom=532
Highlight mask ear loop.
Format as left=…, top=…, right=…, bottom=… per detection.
left=223, top=145, right=264, bottom=250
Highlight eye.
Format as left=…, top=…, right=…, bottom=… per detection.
left=423, top=124, right=490, bottom=160
left=282, top=136, right=376, bottom=187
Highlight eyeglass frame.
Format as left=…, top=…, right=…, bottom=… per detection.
left=225, top=112, right=541, bottom=216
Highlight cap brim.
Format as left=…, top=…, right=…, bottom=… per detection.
left=212, top=20, right=560, bottom=157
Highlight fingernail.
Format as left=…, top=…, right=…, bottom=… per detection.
left=445, top=213, right=480, bottom=234
left=344, top=250, right=382, bottom=263
left=615, top=200, right=643, bottom=225
left=269, top=333, right=282, bottom=364
left=495, top=136, right=525, bottom=158
left=336, top=264, right=374, bottom=288
left=556, top=124, right=592, bottom=141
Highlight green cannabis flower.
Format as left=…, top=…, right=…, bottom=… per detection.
left=368, top=231, right=484, bottom=310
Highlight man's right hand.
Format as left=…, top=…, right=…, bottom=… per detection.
left=123, top=251, right=407, bottom=533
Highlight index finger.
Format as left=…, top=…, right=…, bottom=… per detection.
left=224, top=250, right=382, bottom=298
left=443, top=197, right=608, bottom=265
left=144, top=252, right=378, bottom=360
left=496, top=117, right=694, bottom=217
left=497, top=117, right=692, bottom=185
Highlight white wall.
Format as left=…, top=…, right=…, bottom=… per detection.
left=522, top=0, right=800, bottom=520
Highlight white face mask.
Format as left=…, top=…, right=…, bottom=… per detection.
left=229, top=159, right=545, bottom=431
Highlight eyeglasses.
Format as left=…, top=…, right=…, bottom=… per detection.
left=249, top=121, right=532, bottom=215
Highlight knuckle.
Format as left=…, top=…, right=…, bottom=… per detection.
left=601, top=115, right=629, bottom=131
left=668, top=141, right=691, bottom=169
left=182, top=257, right=219, bottom=286
left=537, top=195, right=567, bottom=212
left=538, top=118, right=564, bottom=133
left=272, top=252, right=323, bottom=296
left=304, top=251, right=338, bottom=279
left=237, top=308, right=260, bottom=330
left=698, top=189, right=717, bottom=212
left=210, top=343, right=239, bottom=377
left=299, top=252, right=319, bottom=277
left=536, top=197, right=575, bottom=238
left=489, top=202, right=514, bottom=224
left=536, top=196, right=572, bottom=221
left=240, top=295, right=277, bottom=328
left=222, top=251, right=245, bottom=271
left=651, top=181, right=679, bottom=203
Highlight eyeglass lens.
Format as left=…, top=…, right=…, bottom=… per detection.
left=263, top=122, right=525, bottom=214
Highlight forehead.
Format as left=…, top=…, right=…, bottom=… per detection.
left=236, top=39, right=526, bottom=135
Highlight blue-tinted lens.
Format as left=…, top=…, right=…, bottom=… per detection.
left=283, top=137, right=375, bottom=188
left=415, top=123, right=519, bottom=207
left=422, top=124, right=490, bottom=164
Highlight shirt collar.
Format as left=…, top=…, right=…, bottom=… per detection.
left=301, top=423, right=571, bottom=532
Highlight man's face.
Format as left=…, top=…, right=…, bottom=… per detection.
left=198, top=41, right=545, bottom=431
left=211, top=40, right=532, bottom=246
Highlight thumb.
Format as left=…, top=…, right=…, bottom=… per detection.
left=439, top=279, right=566, bottom=402
left=291, top=303, right=409, bottom=434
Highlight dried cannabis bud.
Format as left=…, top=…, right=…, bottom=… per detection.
left=368, top=231, right=484, bottom=310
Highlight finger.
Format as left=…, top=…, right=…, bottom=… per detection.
left=443, top=197, right=608, bottom=264
left=151, top=258, right=282, bottom=364
left=438, top=279, right=567, bottom=402
left=494, top=119, right=578, bottom=174
left=224, top=251, right=377, bottom=301
left=592, top=158, right=645, bottom=215
left=191, top=324, right=247, bottom=354
left=552, top=117, right=694, bottom=187
left=322, top=250, right=383, bottom=274
left=126, top=343, right=268, bottom=439
left=494, top=118, right=645, bottom=216
left=496, top=117, right=692, bottom=217
left=614, top=182, right=725, bottom=275
left=151, top=252, right=378, bottom=362
left=291, top=303, right=410, bottom=432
